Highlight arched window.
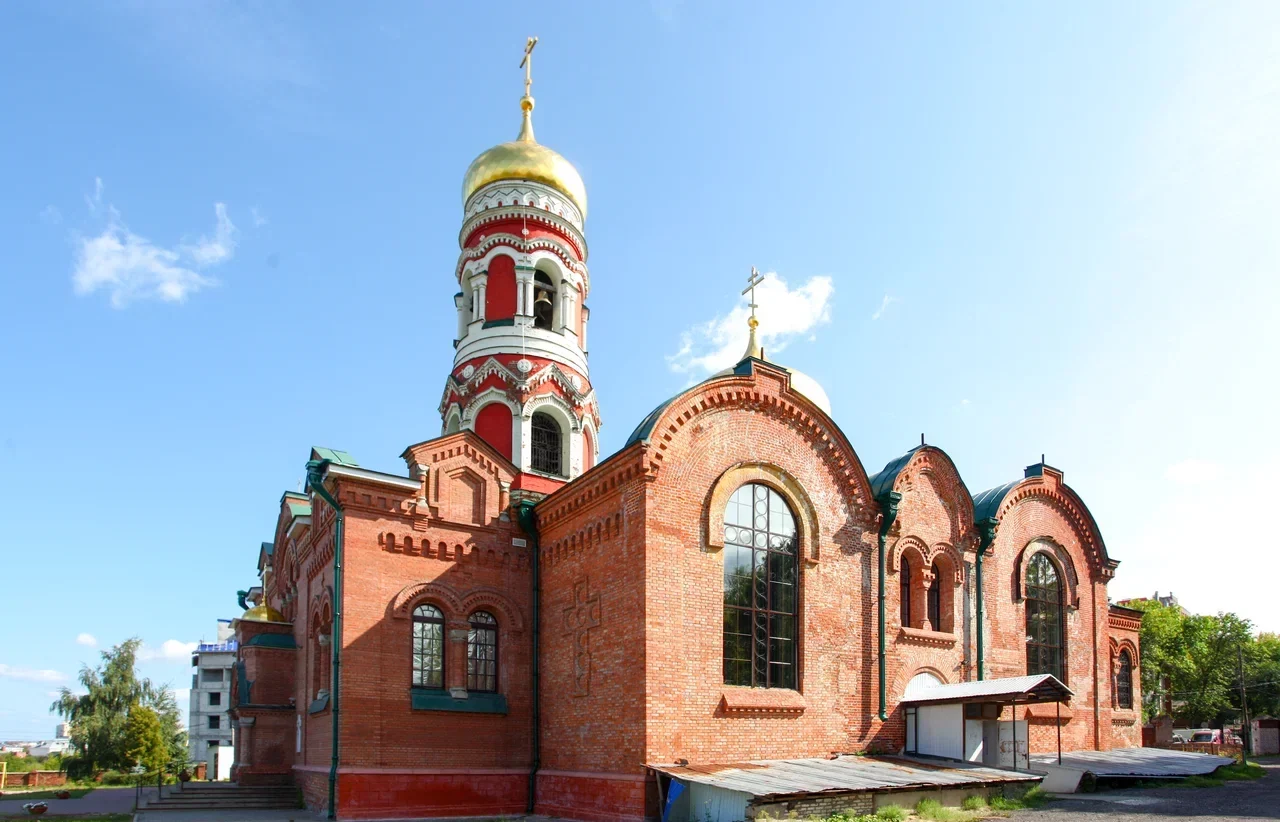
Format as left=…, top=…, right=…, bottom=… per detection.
left=533, top=271, right=556, bottom=329
left=530, top=412, right=562, bottom=475
left=1025, top=553, right=1064, bottom=681
left=722, top=483, right=798, bottom=690
left=412, top=604, right=445, bottom=689
left=467, top=611, right=498, bottom=693
left=927, top=562, right=942, bottom=631
left=1116, top=650, right=1133, bottom=709
left=900, top=557, right=912, bottom=627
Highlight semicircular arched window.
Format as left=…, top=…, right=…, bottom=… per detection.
left=1116, top=649, right=1133, bottom=709
left=1025, top=553, right=1064, bottom=682
left=722, top=483, right=798, bottom=690
left=412, top=604, right=445, bottom=689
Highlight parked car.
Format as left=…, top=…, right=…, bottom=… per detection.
left=1189, top=728, right=1221, bottom=743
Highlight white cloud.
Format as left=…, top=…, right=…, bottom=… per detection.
left=72, top=183, right=236, bottom=307
left=250, top=206, right=268, bottom=228
left=0, top=664, right=67, bottom=683
left=139, top=640, right=197, bottom=662
left=40, top=205, right=62, bottom=225
left=871, top=293, right=898, bottom=321
left=1164, top=459, right=1223, bottom=486
left=180, top=203, right=238, bottom=266
left=85, top=177, right=103, bottom=212
left=75, top=633, right=97, bottom=647
left=667, top=272, right=834, bottom=376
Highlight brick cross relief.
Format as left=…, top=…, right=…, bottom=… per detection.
left=562, top=579, right=601, bottom=696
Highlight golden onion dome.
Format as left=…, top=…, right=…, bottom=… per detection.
left=461, top=95, right=587, bottom=218
left=240, top=602, right=288, bottom=624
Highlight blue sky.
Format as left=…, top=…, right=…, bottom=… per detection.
left=2, top=2, right=1277, bottom=739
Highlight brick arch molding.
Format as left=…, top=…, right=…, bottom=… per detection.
left=705, top=461, right=822, bottom=562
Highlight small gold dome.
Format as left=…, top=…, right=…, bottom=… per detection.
left=461, top=96, right=587, bottom=218
left=240, top=602, right=288, bottom=623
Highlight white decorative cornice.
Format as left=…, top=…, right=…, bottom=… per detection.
left=464, top=180, right=584, bottom=232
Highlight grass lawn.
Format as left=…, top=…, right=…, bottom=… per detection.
left=760, top=787, right=1052, bottom=822
left=1128, top=761, right=1267, bottom=789
left=0, top=788, right=93, bottom=801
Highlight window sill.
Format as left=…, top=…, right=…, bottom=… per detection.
left=898, top=627, right=957, bottom=647
left=308, top=694, right=330, bottom=715
left=719, top=687, right=806, bottom=716
left=410, top=689, right=508, bottom=715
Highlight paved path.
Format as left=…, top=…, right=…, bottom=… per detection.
left=0, top=786, right=138, bottom=817
left=1010, top=757, right=1280, bottom=822
left=136, top=811, right=316, bottom=822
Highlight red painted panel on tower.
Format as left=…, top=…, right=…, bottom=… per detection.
left=475, top=402, right=514, bottom=461
left=486, top=255, right=517, bottom=321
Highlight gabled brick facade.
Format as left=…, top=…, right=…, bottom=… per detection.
left=232, top=358, right=1141, bottom=820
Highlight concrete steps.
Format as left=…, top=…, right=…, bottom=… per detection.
left=140, top=784, right=301, bottom=810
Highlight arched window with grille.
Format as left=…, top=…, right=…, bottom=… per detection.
left=927, top=562, right=942, bottom=631
left=467, top=611, right=498, bottom=693
left=1025, top=553, right=1065, bottom=681
left=530, top=412, right=563, bottom=475
left=723, top=483, right=799, bottom=690
left=1116, top=649, right=1133, bottom=709
left=412, top=604, right=445, bottom=689
left=900, top=557, right=912, bottom=627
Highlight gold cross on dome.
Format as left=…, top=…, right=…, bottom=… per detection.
left=520, top=36, right=539, bottom=98
left=742, top=266, right=765, bottom=324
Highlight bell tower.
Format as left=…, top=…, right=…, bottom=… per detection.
left=439, top=38, right=599, bottom=493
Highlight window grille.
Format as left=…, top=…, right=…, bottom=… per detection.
left=412, top=604, right=445, bottom=689
left=722, top=483, right=799, bottom=689
left=530, top=413, right=562, bottom=475
left=900, top=558, right=912, bottom=627
left=1116, top=650, right=1133, bottom=709
left=467, top=611, right=498, bottom=693
left=1025, top=553, right=1065, bottom=682
left=927, top=562, right=941, bottom=631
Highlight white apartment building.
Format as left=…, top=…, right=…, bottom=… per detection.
left=188, top=619, right=236, bottom=779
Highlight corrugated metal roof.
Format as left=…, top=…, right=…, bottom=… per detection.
left=1029, top=748, right=1231, bottom=778
left=899, top=674, right=1072, bottom=705
left=649, top=755, right=1038, bottom=799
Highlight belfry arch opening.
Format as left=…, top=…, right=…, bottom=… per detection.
left=533, top=271, right=556, bottom=330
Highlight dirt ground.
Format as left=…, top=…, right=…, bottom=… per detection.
left=1009, top=757, right=1280, bottom=822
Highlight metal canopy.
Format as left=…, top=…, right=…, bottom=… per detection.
left=649, top=755, right=1039, bottom=800
left=899, top=674, right=1072, bottom=706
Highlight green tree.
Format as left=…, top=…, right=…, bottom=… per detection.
left=1133, top=602, right=1257, bottom=727
left=123, top=706, right=167, bottom=774
left=50, top=638, right=159, bottom=771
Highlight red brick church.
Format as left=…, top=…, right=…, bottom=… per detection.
left=228, top=44, right=1143, bottom=821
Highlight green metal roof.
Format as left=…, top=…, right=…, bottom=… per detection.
left=624, top=358, right=761, bottom=447
left=971, top=479, right=1019, bottom=522
left=868, top=446, right=924, bottom=499
left=311, top=446, right=359, bottom=467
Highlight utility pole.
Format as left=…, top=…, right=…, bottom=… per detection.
left=1237, top=645, right=1250, bottom=765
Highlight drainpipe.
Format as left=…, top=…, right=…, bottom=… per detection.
left=975, top=518, right=997, bottom=681
left=516, top=501, right=541, bottom=814
left=875, top=491, right=902, bottom=721
left=306, top=459, right=344, bottom=822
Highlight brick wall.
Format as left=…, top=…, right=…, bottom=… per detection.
left=750, top=791, right=873, bottom=819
